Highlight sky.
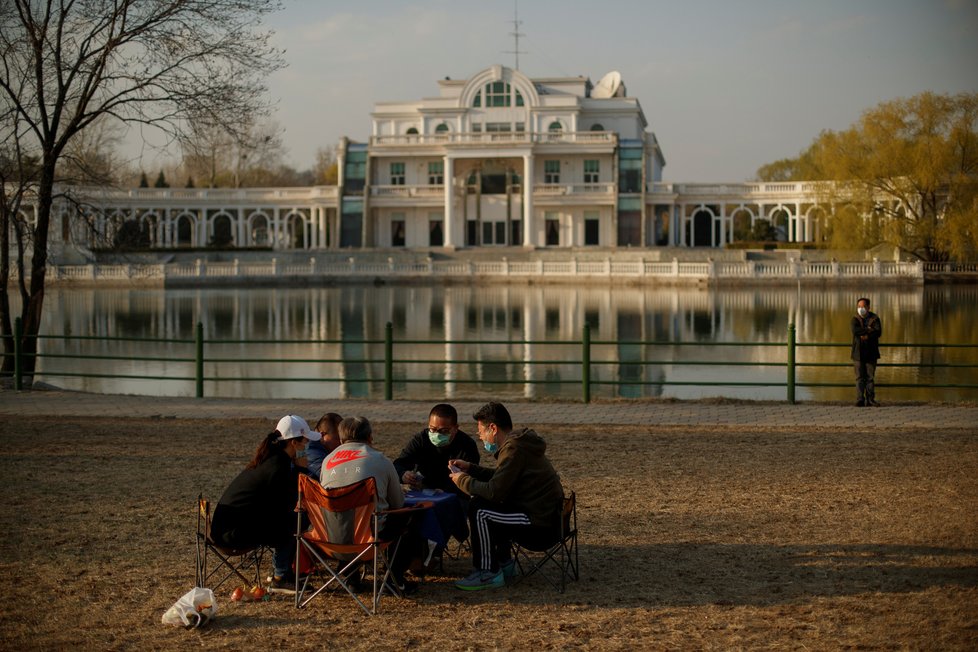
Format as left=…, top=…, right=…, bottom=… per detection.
left=130, top=0, right=978, bottom=182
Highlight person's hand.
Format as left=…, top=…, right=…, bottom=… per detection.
left=402, top=470, right=423, bottom=490
left=449, top=471, right=466, bottom=486
left=447, top=458, right=470, bottom=473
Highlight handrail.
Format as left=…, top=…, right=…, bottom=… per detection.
left=6, top=318, right=977, bottom=402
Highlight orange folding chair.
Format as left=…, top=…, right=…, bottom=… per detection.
left=293, top=474, right=430, bottom=615
left=510, top=491, right=579, bottom=592
left=195, top=494, right=267, bottom=591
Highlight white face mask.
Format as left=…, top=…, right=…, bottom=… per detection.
left=857, top=307, right=868, bottom=318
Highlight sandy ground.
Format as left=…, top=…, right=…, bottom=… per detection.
left=0, top=416, right=975, bottom=651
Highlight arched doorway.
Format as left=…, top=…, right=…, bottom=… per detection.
left=287, top=213, right=306, bottom=249
left=211, top=214, right=233, bottom=247
left=692, top=209, right=713, bottom=247
left=176, top=215, right=194, bottom=247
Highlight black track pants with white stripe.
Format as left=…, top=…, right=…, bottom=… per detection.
left=468, top=497, right=558, bottom=572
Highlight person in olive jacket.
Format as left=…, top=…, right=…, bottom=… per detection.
left=851, top=296, right=882, bottom=406
left=449, top=402, right=564, bottom=591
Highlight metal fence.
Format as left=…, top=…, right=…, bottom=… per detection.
left=7, top=319, right=977, bottom=402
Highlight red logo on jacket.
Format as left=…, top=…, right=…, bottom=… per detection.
left=324, top=449, right=367, bottom=470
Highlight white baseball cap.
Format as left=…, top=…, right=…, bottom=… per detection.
left=275, top=415, right=321, bottom=441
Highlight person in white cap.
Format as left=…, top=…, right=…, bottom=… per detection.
left=211, top=415, right=321, bottom=591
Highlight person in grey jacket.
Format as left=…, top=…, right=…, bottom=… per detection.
left=449, top=402, right=564, bottom=591
left=320, top=416, right=420, bottom=593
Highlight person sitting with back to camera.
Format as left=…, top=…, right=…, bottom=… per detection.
left=449, top=401, right=564, bottom=591
left=393, top=403, right=480, bottom=496
left=320, top=416, right=422, bottom=594
left=210, top=414, right=320, bottom=592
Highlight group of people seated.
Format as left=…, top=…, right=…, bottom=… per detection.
left=209, top=401, right=565, bottom=593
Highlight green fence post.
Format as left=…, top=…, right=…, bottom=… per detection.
left=787, top=323, right=796, bottom=404
left=385, top=321, right=393, bottom=401
left=195, top=321, right=204, bottom=398
left=13, top=317, right=22, bottom=391
left=582, top=322, right=591, bottom=404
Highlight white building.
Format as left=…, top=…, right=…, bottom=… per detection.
left=23, top=64, right=830, bottom=254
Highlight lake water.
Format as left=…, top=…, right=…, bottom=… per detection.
left=30, top=283, right=978, bottom=402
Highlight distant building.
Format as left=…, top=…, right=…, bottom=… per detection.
left=23, top=65, right=828, bottom=254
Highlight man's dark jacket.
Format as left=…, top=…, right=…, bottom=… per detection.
left=393, top=429, right=479, bottom=494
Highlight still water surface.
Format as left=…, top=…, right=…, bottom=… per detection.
left=33, top=284, right=977, bottom=402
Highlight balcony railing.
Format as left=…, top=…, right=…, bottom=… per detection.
left=370, top=182, right=616, bottom=199
left=370, top=131, right=616, bottom=147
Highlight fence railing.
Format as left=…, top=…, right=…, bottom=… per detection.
left=7, top=319, right=976, bottom=402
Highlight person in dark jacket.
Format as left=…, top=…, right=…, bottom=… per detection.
left=393, top=403, right=480, bottom=496
left=851, top=297, right=882, bottom=407
left=449, top=402, right=564, bottom=591
left=211, top=414, right=320, bottom=590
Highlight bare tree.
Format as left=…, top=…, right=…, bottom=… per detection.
left=0, top=0, right=285, bottom=381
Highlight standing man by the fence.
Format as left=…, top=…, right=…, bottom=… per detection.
left=851, top=297, right=882, bottom=407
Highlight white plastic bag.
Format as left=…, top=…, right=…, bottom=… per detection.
left=162, top=587, right=217, bottom=628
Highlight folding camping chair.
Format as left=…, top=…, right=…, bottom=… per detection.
left=195, top=494, right=267, bottom=591
left=510, top=491, right=579, bottom=592
left=293, top=474, right=430, bottom=615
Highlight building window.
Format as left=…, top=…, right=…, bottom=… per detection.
left=429, top=216, right=444, bottom=246
left=428, top=161, right=444, bottom=185
left=391, top=216, right=405, bottom=247
left=390, top=162, right=405, bottom=185
left=485, top=81, right=510, bottom=107
left=472, top=123, right=482, bottom=133
left=486, top=122, right=510, bottom=132
left=545, top=212, right=559, bottom=246
left=482, top=221, right=494, bottom=245
left=584, top=160, right=599, bottom=183
left=544, top=160, right=560, bottom=184
left=474, top=81, right=524, bottom=107
left=547, top=121, right=563, bottom=142
left=406, top=127, right=419, bottom=135
left=584, top=211, right=600, bottom=245
left=618, top=147, right=643, bottom=193
left=435, top=123, right=449, bottom=133
left=591, top=123, right=605, bottom=131
left=514, top=122, right=525, bottom=132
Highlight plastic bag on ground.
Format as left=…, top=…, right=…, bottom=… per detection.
left=162, top=587, right=217, bottom=628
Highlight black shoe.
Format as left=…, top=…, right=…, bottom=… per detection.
left=855, top=399, right=865, bottom=407
left=385, top=576, right=420, bottom=596
left=268, top=573, right=297, bottom=594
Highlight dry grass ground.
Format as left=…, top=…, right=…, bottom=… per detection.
left=0, top=416, right=975, bottom=651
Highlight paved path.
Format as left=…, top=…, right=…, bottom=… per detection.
left=1, top=390, right=975, bottom=430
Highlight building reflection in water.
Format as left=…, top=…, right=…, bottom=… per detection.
left=35, top=283, right=978, bottom=401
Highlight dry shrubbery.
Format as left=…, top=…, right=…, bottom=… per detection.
left=0, top=417, right=975, bottom=650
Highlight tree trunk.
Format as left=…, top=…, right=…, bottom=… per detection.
left=14, top=163, right=55, bottom=384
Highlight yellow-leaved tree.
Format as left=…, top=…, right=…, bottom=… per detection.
left=757, top=92, right=978, bottom=261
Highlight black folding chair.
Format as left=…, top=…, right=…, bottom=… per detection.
left=510, top=491, right=579, bottom=592
left=195, top=494, right=266, bottom=591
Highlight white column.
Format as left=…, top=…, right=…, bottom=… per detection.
left=522, top=154, right=535, bottom=247
left=443, top=155, right=456, bottom=248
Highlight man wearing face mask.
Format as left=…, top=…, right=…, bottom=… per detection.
left=393, top=403, right=480, bottom=496
left=448, top=402, right=564, bottom=591
left=851, top=297, right=883, bottom=407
